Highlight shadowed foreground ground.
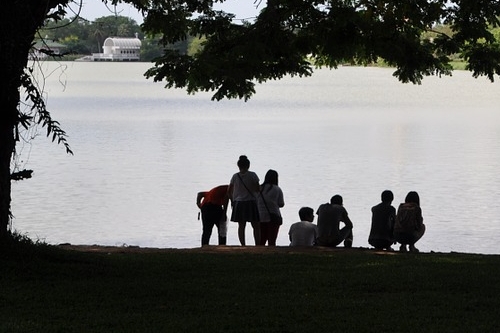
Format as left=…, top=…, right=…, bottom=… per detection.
left=2, top=243, right=499, bottom=332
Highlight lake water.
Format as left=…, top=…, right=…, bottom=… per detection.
left=11, top=62, right=500, bottom=254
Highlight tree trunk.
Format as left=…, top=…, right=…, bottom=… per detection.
left=0, top=98, right=16, bottom=240
left=0, top=1, right=68, bottom=242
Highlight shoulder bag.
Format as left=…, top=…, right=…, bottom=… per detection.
left=260, top=184, right=283, bottom=225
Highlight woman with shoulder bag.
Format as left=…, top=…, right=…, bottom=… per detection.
left=257, top=169, right=285, bottom=246
left=228, top=155, right=261, bottom=246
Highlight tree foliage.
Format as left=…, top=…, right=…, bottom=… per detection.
left=118, top=0, right=500, bottom=101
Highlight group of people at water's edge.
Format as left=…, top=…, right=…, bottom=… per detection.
left=196, top=155, right=426, bottom=252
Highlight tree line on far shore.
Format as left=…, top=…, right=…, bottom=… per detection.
left=38, top=15, right=198, bottom=62
left=38, top=14, right=500, bottom=66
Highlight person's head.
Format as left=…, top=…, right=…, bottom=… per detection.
left=263, top=169, right=279, bottom=186
left=405, top=191, right=420, bottom=206
left=330, top=194, right=343, bottom=205
left=299, top=207, right=314, bottom=222
left=381, top=190, right=394, bottom=204
left=237, top=155, right=250, bottom=171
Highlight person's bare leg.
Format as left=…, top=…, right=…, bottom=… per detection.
left=268, top=224, right=280, bottom=246
left=238, top=222, right=246, bottom=246
left=251, top=221, right=261, bottom=246
left=409, top=225, right=426, bottom=252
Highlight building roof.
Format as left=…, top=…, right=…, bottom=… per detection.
left=33, top=39, right=66, bottom=49
left=103, top=37, right=141, bottom=49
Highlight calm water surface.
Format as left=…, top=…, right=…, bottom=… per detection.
left=11, top=62, right=500, bottom=254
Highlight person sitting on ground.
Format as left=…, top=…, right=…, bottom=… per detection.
left=289, top=207, right=318, bottom=247
left=368, top=190, right=396, bottom=251
left=316, top=194, right=354, bottom=248
left=394, top=191, right=426, bottom=252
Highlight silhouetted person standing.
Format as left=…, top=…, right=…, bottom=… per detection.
left=228, top=155, right=260, bottom=246
left=256, top=169, right=284, bottom=246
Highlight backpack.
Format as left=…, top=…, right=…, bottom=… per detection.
left=395, top=203, right=419, bottom=232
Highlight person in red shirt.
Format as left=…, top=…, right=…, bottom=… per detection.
left=196, top=185, right=230, bottom=246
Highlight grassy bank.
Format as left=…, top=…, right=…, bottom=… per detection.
left=1, top=244, right=499, bottom=333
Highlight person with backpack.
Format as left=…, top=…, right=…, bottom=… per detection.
left=394, top=191, right=426, bottom=252
left=368, top=190, right=396, bottom=251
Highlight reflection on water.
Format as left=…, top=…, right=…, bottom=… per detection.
left=11, top=62, right=500, bottom=254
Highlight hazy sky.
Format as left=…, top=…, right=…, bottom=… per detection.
left=66, top=0, right=264, bottom=24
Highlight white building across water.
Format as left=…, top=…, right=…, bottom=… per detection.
left=91, top=36, right=141, bottom=61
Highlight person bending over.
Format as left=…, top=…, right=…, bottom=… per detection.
left=197, top=185, right=229, bottom=246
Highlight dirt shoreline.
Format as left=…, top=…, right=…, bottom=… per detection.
left=57, top=243, right=399, bottom=255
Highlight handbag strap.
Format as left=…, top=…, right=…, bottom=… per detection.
left=259, top=184, right=272, bottom=215
left=237, top=173, right=256, bottom=198
left=237, top=174, right=274, bottom=215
